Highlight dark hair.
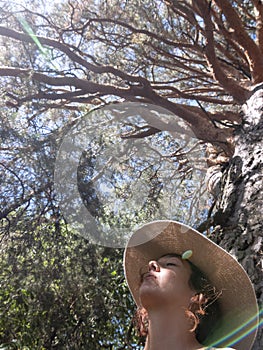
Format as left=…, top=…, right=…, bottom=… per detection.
left=186, top=260, right=222, bottom=343
left=133, top=256, right=222, bottom=344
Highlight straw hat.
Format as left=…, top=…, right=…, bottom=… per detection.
left=124, top=220, right=259, bottom=350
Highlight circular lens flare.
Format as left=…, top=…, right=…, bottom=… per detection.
left=54, top=102, right=207, bottom=248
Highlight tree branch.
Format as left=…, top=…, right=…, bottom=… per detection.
left=153, top=84, right=231, bottom=105
left=0, top=181, right=52, bottom=220
left=0, top=26, right=150, bottom=87
left=5, top=89, right=103, bottom=107
left=0, top=65, right=234, bottom=153
left=86, top=17, right=197, bottom=51
left=252, top=0, right=263, bottom=52
left=194, top=0, right=248, bottom=102
left=0, top=67, right=131, bottom=96
left=214, top=0, right=263, bottom=83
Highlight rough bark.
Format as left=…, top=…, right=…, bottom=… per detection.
left=211, top=85, right=263, bottom=349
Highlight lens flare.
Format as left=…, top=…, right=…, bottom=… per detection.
left=207, top=308, right=261, bottom=348
left=17, top=17, right=58, bottom=70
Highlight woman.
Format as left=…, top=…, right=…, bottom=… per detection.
left=124, top=220, right=258, bottom=350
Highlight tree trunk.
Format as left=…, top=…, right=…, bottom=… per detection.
left=211, top=85, right=262, bottom=349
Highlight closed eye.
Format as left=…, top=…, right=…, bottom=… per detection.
left=166, top=262, right=177, bottom=267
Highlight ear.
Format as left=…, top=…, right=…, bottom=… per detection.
left=186, top=293, right=209, bottom=332
left=190, top=293, right=208, bottom=311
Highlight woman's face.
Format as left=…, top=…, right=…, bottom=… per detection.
left=139, top=254, right=195, bottom=310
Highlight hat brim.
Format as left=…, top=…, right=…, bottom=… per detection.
left=124, top=220, right=259, bottom=350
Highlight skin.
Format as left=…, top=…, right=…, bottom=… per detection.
left=139, top=255, right=205, bottom=350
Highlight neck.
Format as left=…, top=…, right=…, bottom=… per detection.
left=143, top=306, right=203, bottom=350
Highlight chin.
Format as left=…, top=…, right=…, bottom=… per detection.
left=139, top=287, right=163, bottom=308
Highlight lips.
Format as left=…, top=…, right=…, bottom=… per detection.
left=142, top=272, right=157, bottom=282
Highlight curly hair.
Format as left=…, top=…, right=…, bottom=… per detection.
left=133, top=256, right=222, bottom=344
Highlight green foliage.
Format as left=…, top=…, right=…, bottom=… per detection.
left=0, top=220, right=140, bottom=349
left=0, top=105, right=143, bottom=348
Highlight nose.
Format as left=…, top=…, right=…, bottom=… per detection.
left=148, top=260, right=160, bottom=272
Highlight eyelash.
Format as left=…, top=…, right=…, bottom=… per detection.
left=166, top=263, right=177, bottom=267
